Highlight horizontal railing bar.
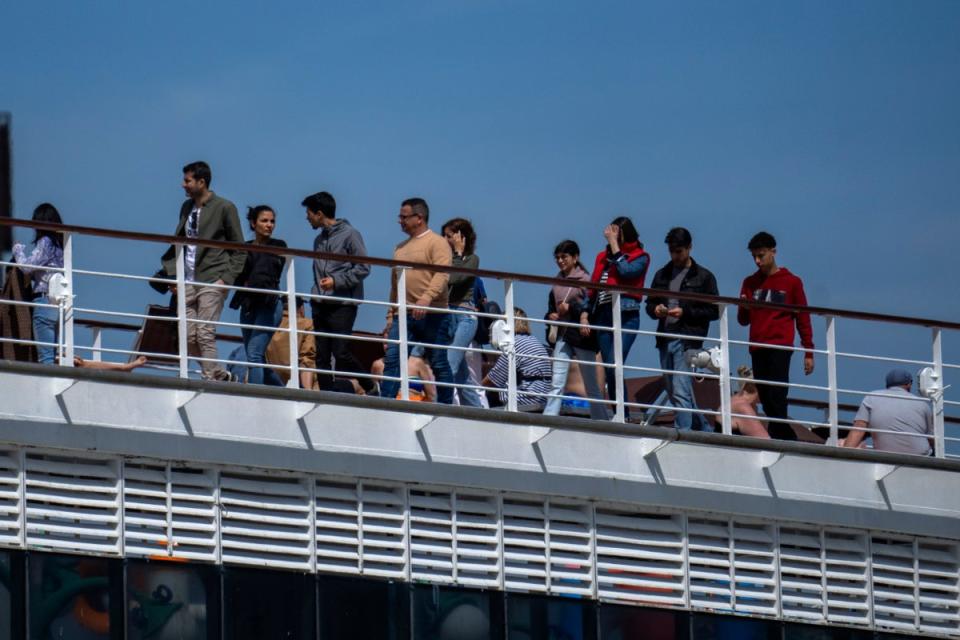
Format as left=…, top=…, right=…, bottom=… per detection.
left=834, top=351, right=934, bottom=367
left=727, top=338, right=826, bottom=355
left=4, top=216, right=960, bottom=330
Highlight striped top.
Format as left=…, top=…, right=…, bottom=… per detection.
left=487, top=334, right=552, bottom=407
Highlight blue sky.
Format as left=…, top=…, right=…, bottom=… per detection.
left=2, top=1, right=959, bottom=418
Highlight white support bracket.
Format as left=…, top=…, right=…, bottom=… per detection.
left=294, top=402, right=318, bottom=422
left=176, top=390, right=202, bottom=409
left=529, top=426, right=553, bottom=445
left=759, top=450, right=785, bottom=470
left=874, top=464, right=900, bottom=484
left=641, top=438, right=670, bottom=458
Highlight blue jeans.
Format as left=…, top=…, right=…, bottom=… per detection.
left=543, top=340, right=609, bottom=420
left=380, top=312, right=454, bottom=404
left=240, top=299, right=282, bottom=385
left=33, top=295, right=58, bottom=364
left=594, top=305, right=640, bottom=416
left=447, top=307, right=483, bottom=407
left=659, top=339, right=713, bottom=431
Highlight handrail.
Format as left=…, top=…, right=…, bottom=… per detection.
left=3, top=216, right=960, bottom=330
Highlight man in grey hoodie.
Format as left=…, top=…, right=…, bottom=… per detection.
left=303, top=191, right=374, bottom=393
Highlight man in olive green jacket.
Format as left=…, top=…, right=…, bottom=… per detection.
left=160, top=161, right=246, bottom=381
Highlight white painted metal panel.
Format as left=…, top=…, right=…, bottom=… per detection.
left=0, top=449, right=21, bottom=546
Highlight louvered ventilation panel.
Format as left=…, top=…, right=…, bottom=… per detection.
left=779, top=526, right=825, bottom=622
left=123, top=462, right=169, bottom=557
left=731, top=520, right=776, bottom=616
left=454, top=491, right=500, bottom=589
left=594, top=508, right=684, bottom=606
left=502, top=496, right=548, bottom=593
left=409, top=487, right=454, bottom=583
left=548, top=500, right=593, bottom=597
left=688, top=516, right=733, bottom=612
left=24, top=453, right=120, bottom=555
left=823, top=529, right=870, bottom=627
left=168, top=466, right=217, bottom=562
left=872, top=535, right=919, bottom=634
left=314, top=478, right=361, bottom=574
left=219, top=472, right=311, bottom=570
left=0, top=449, right=21, bottom=546
left=358, top=482, right=406, bottom=579
left=916, top=539, right=960, bottom=637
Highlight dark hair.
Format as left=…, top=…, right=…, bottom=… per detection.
left=301, top=192, right=336, bottom=219
left=31, top=202, right=63, bottom=247
left=401, top=197, right=429, bottom=223
left=748, top=231, right=777, bottom=251
left=246, top=205, right=275, bottom=231
left=610, top=216, right=640, bottom=246
left=182, top=161, right=212, bottom=187
left=664, top=227, right=692, bottom=248
left=441, top=217, right=476, bottom=255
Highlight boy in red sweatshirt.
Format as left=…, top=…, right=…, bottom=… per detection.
left=737, top=232, right=815, bottom=440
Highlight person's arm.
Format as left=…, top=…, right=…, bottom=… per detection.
left=299, top=328, right=317, bottom=389
left=484, top=353, right=508, bottom=390
left=737, top=280, right=752, bottom=326
left=12, top=237, right=58, bottom=273
left=220, top=203, right=248, bottom=286
left=792, top=278, right=815, bottom=374
left=448, top=253, right=478, bottom=289
left=843, top=420, right=869, bottom=449
left=610, top=252, right=649, bottom=279
left=644, top=268, right=666, bottom=320
left=332, top=229, right=371, bottom=291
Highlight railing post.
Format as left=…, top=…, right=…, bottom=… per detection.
left=504, top=279, right=517, bottom=412
left=175, top=244, right=188, bottom=379
left=719, top=305, right=732, bottom=435
left=284, top=256, right=299, bottom=389
left=933, top=328, right=945, bottom=458
left=612, top=291, right=625, bottom=423
left=60, top=232, right=75, bottom=366
left=398, top=268, right=409, bottom=401
left=826, top=316, right=839, bottom=446
left=91, top=327, right=102, bottom=362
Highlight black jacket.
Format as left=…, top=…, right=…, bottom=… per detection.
left=229, top=238, right=287, bottom=311
left=644, top=258, right=719, bottom=349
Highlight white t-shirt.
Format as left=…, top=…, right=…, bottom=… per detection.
left=185, top=205, right=201, bottom=281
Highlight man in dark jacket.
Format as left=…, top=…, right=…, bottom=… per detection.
left=160, top=161, right=245, bottom=381
left=645, top=227, right=719, bottom=431
left=303, top=191, right=374, bottom=393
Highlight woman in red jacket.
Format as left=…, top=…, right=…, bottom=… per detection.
left=579, top=216, right=650, bottom=418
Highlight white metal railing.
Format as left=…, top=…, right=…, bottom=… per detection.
left=0, top=218, right=957, bottom=461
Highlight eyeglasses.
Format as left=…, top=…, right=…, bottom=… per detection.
left=398, top=213, right=421, bottom=220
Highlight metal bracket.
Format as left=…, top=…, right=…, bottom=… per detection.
left=759, top=451, right=785, bottom=469
left=176, top=390, right=201, bottom=409
left=51, top=379, right=78, bottom=397
left=529, top=426, right=553, bottom=445
left=874, top=464, right=900, bottom=483
left=641, top=438, right=670, bottom=458
left=295, top=402, right=318, bottom=422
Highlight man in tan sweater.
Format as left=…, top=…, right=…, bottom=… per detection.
left=379, top=197, right=455, bottom=403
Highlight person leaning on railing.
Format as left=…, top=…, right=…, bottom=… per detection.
left=645, top=227, right=719, bottom=432
left=542, top=240, right=606, bottom=420
left=841, top=369, right=934, bottom=456
left=228, top=205, right=286, bottom=386
left=737, top=231, right=814, bottom=441
left=159, top=161, right=246, bottom=381
left=440, top=217, right=484, bottom=408
left=303, top=191, right=374, bottom=393
left=579, top=217, right=650, bottom=419
left=12, top=203, right=64, bottom=364
left=380, top=197, right=455, bottom=404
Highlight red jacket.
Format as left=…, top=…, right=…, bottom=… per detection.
left=737, top=267, right=814, bottom=354
left=588, top=241, right=650, bottom=302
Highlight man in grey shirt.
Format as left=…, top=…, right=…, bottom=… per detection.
left=842, top=369, right=934, bottom=455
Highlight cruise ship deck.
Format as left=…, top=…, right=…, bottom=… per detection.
left=1, top=218, right=958, bottom=639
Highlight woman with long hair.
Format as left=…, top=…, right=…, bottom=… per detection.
left=542, top=240, right=607, bottom=419
left=580, top=216, right=650, bottom=418
left=229, top=205, right=287, bottom=385
left=13, top=203, right=65, bottom=364
left=441, top=217, right=484, bottom=407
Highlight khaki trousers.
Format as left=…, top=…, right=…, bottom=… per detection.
left=184, top=284, right=228, bottom=380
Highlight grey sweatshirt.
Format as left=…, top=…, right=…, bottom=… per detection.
left=311, top=219, right=370, bottom=303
